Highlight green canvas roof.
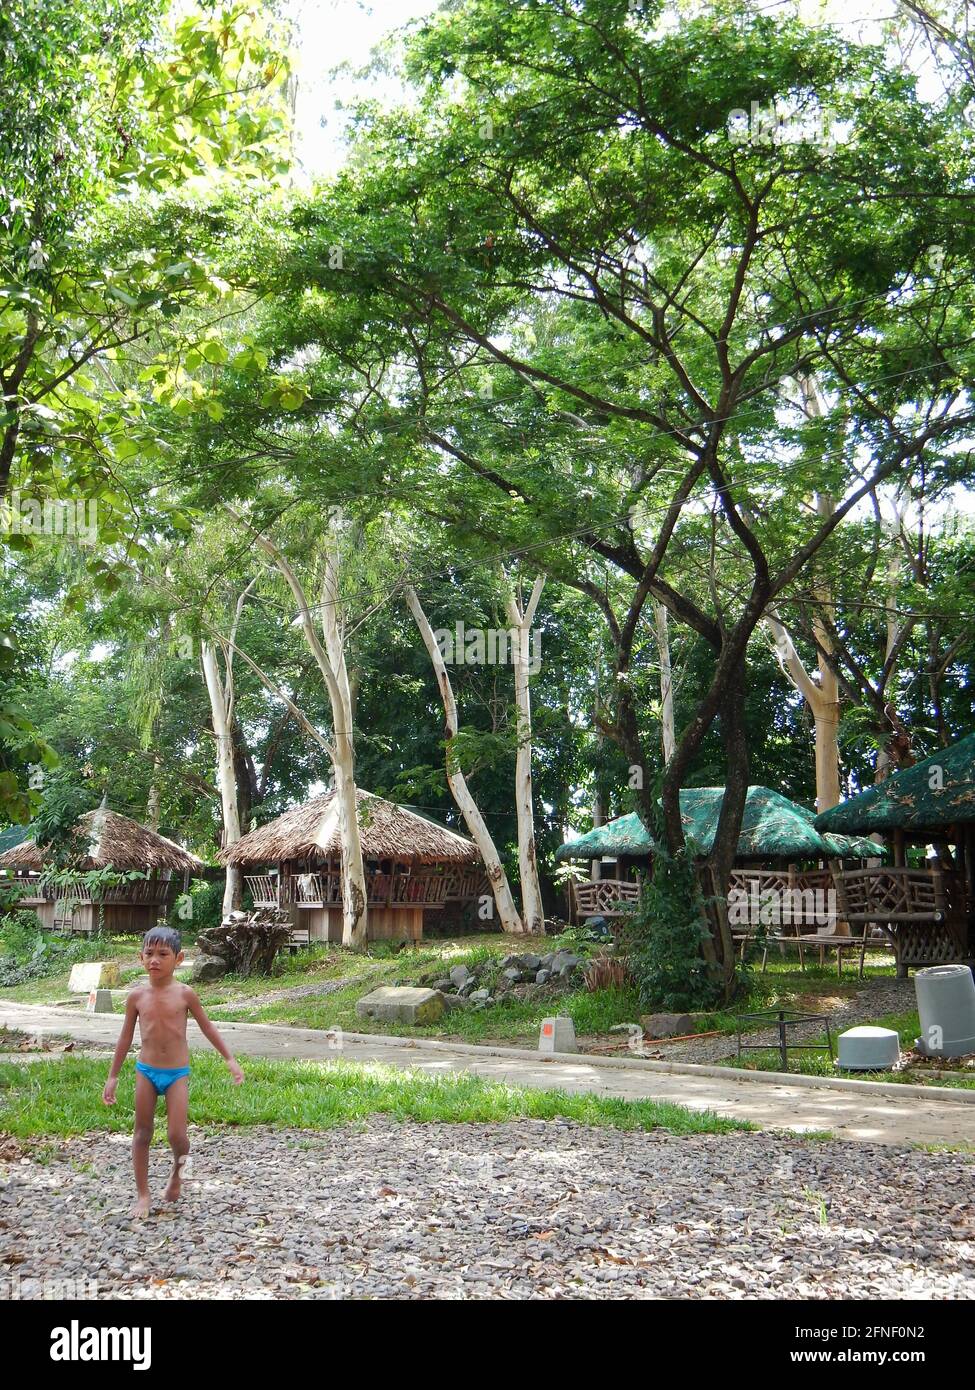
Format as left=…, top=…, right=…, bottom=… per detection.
left=815, top=732, right=975, bottom=837
left=0, top=825, right=29, bottom=855
left=556, top=785, right=885, bottom=862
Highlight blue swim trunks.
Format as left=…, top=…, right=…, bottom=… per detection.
left=136, top=1061, right=190, bottom=1095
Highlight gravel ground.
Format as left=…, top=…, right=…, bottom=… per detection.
left=656, top=977, right=917, bottom=1064
left=1, top=1118, right=973, bottom=1300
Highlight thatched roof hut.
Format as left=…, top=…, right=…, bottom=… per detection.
left=556, top=786, right=882, bottom=863
left=0, top=804, right=203, bottom=873
left=815, top=732, right=975, bottom=837
left=221, top=789, right=478, bottom=867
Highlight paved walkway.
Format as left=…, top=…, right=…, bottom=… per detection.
left=2, top=1000, right=973, bottom=1148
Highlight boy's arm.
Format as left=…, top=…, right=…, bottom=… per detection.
left=186, top=988, right=243, bottom=1082
left=103, top=995, right=138, bottom=1103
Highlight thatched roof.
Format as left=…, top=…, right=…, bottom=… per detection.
left=221, top=789, right=479, bottom=867
left=556, top=786, right=886, bottom=863
left=815, top=732, right=975, bottom=837
left=0, top=805, right=203, bottom=873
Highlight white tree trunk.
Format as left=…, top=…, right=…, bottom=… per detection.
left=202, top=640, right=242, bottom=916
left=505, top=574, right=546, bottom=934
left=319, top=548, right=367, bottom=945
left=405, top=584, right=526, bottom=934
left=875, top=500, right=907, bottom=783
left=762, top=381, right=841, bottom=812
left=146, top=756, right=162, bottom=832
left=765, top=609, right=840, bottom=812
left=226, top=512, right=369, bottom=946
left=654, top=600, right=676, bottom=765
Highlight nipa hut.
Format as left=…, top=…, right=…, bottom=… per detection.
left=556, top=785, right=882, bottom=923
left=220, top=789, right=486, bottom=943
left=814, top=733, right=975, bottom=972
left=0, top=803, right=203, bottom=934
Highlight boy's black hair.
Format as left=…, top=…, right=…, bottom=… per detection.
left=142, top=926, right=181, bottom=953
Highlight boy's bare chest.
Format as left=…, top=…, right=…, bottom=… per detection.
left=138, top=993, right=188, bottom=1034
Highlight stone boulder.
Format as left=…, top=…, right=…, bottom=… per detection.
left=356, top=986, right=445, bottom=1025
left=192, top=954, right=229, bottom=983
left=640, top=1012, right=693, bottom=1039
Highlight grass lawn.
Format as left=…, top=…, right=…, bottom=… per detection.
left=0, top=1051, right=749, bottom=1140
left=200, top=946, right=901, bottom=1049
left=197, top=936, right=647, bottom=1045
left=0, top=925, right=911, bottom=1057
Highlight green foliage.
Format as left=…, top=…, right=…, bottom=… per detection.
left=29, top=776, right=100, bottom=864
left=172, top=877, right=223, bottom=933
left=620, top=852, right=722, bottom=1012
left=547, top=923, right=610, bottom=955
left=0, top=916, right=95, bottom=985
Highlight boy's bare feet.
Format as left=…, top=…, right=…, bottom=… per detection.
left=163, top=1170, right=182, bottom=1202
left=130, top=1195, right=151, bottom=1217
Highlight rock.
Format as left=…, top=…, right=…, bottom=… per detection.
left=449, top=965, right=472, bottom=989
left=431, top=978, right=453, bottom=993
left=68, top=962, right=121, bottom=994
left=192, top=954, right=228, bottom=983
left=550, top=951, right=581, bottom=976
left=540, top=952, right=555, bottom=968
left=520, top=954, right=542, bottom=971
left=535, top=969, right=551, bottom=985
left=355, top=987, right=445, bottom=1025
left=441, top=993, right=471, bottom=1012
left=470, top=988, right=492, bottom=1002
left=459, top=978, right=477, bottom=996
left=502, top=967, right=523, bottom=984
left=640, top=1012, right=693, bottom=1039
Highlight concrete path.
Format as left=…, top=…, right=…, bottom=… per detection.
left=2, top=999, right=974, bottom=1148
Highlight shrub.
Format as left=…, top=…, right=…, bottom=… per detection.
left=547, top=923, right=609, bottom=956
left=618, top=850, right=723, bottom=1012
left=169, top=877, right=223, bottom=933
left=0, top=916, right=96, bottom=985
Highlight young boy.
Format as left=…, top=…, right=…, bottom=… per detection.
left=102, top=926, right=244, bottom=1216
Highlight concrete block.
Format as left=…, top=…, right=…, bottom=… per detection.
left=355, top=986, right=445, bottom=1025
left=86, top=989, right=114, bottom=1014
left=68, top=962, right=120, bottom=994
left=539, top=1016, right=576, bottom=1054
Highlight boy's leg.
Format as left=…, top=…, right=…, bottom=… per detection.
left=131, top=1072, right=157, bottom=1217
left=163, top=1077, right=190, bottom=1202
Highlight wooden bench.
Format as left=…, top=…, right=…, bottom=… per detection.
left=759, top=931, right=892, bottom=978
